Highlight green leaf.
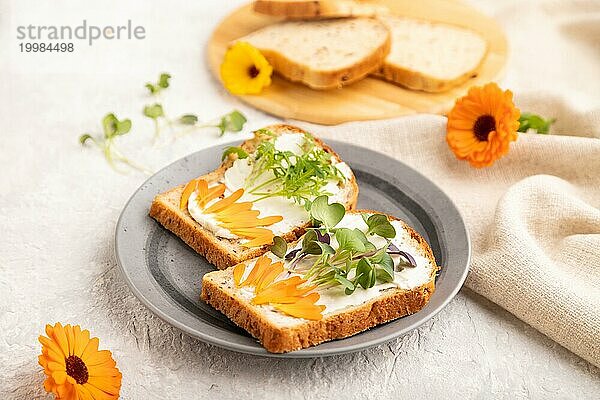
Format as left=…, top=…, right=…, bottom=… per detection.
left=102, top=113, right=119, bottom=138
left=356, top=258, right=376, bottom=289
left=270, top=236, right=287, bottom=258
left=158, top=73, right=171, bottom=89
left=335, top=228, right=366, bottom=254
left=365, top=214, right=396, bottom=238
left=309, top=195, right=345, bottom=229
left=353, top=228, right=376, bottom=252
left=79, top=134, right=94, bottom=145
left=334, top=274, right=355, bottom=293
left=301, top=230, right=323, bottom=255
left=221, top=146, right=249, bottom=161
left=145, top=83, right=157, bottom=94
left=316, top=241, right=335, bottom=255
left=518, top=113, right=556, bottom=134
left=146, top=73, right=171, bottom=94
left=179, top=114, right=198, bottom=125
left=217, top=110, right=247, bottom=136
left=115, top=119, right=132, bottom=136
left=143, top=103, right=164, bottom=119
left=371, top=251, right=394, bottom=282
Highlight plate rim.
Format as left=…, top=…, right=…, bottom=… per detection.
left=115, top=139, right=471, bottom=358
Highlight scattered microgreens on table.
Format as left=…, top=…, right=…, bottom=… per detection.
left=80, top=72, right=248, bottom=174
left=143, top=72, right=247, bottom=142
left=222, top=129, right=345, bottom=207
left=518, top=113, right=556, bottom=134
left=79, top=113, right=151, bottom=174
left=269, top=196, right=417, bottom=296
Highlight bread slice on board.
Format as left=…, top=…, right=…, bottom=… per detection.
left=374, top=16, right=487, bottom=93
left=253, top=0, right=388, bottom=19
left=149, top=124, right=359, bottom=270
left=201, top=211, right=439, bottom=353
left=237, top=18, right=391, bottom=89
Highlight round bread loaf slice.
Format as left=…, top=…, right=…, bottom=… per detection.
left=374, top=16, right=488, bottom=93
left=253, top=0, right=388, bottom=19
left=237, top=18, right=391, bottom=90
left=201, top=210, right=440, bottom=353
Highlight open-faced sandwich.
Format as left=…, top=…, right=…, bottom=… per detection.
left=202, top=198, right=439, bottom=353
left=150, top=125, right=358, bottom=269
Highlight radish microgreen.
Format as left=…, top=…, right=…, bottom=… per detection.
left=143, top=73, right=247, bottom=141
left=79, top=113, right=150, bottom=174
left=270, top=236, right=287, bottom=259
left=283, top=199, right=415, bottom=295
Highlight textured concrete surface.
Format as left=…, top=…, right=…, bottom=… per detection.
left=1, top=0, right=599, bottom=399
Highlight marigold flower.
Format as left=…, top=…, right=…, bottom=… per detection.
left=446, top=82, right=520, bottom=168
left=220, top=42, right=272, bottom=95
left=38, top=323, right=121, bottom=400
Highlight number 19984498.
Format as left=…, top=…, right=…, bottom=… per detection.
left=19, top=42, right=74, bottom=52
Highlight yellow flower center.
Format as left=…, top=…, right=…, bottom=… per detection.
left=65, top=355, right=89, bottom=384
left=473, top=114, right=496, bottom=142
left=248, top=65, right=259, bottom=79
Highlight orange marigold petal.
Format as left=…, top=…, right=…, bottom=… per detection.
left=255, top=261, right=284, bottom=292
left=233, top=263, right=246, bottom=287
left=239, top=256, right=271, bottom=287
left=241, top=234, right=274, bottom=248
left=179, top=178, right=198, bottom=210
left=272, top=298, right=325, bottom=320
left=204, top=189, right=244, bottom=214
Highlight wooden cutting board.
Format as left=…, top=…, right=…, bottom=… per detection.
left=207, top=0, right=507, bottom=125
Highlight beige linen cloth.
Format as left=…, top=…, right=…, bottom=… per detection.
left=301, top=116, right=600, bottom=367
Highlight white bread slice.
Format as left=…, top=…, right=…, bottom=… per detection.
left=237, top=18, right=391, bottom=89
left=374, top=16, right=488, bottom=93
left=149, top=124, right=359, bottom=270
left=253, top=0, right=388, bottom=19
left=201, top=210, right=439, bottom=353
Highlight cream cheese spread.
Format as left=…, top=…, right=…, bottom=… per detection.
left=233, top=213, right=435, bottom=326
left=189, top=133, right=353, bottom=239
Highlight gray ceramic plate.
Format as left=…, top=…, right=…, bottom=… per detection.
left=115, top=140, right=470, bottom=358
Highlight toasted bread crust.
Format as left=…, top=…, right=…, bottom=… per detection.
left=257, top=31, right=391, bottom=89
left=201, top=213, right=439, bottom=353
left=149, top=124, right=359, bottom=270
left=253, top=0, right=388, bottom=19
left=373, top=60, right=482, bottom=93
left=371, top=19, right=488, bottom=93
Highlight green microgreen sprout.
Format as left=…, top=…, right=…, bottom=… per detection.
left=175, top=110, right=247, bottom=139
left=283, top=199, right=408, bottom=296
left=270, top=236, right=287, bottom=259
left=237, top=131, right=345, bottom=206
left=518, top=113, right=556, bottom=134
left=362, top=213, right=396, bottom=238
left=143, top=73, right=248, bottom=142
left=309, top=195, right=345, bottom=231
left=79, top=113, right=151, bottom=175
left=145, top=73, right=171, bottom=95
left=221, top=146, right=249, bottom=161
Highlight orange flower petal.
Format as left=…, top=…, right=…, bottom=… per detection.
left=233, top=262, right=247, bottom=286
left=180, top=178, right=198, bottom=210
left=204, top=189, right=244, bottom=214
left=240, top=233, right=274, bottom=248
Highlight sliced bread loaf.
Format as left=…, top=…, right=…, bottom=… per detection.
left=237, top=18, right=391, bottom=89
left=201, top=210, right=439, bottom=353
left=374, top=16, right=487, bottom=92
left=253, top=0, right=388, bottom=19
left=149, top=124, right=359, bottom=270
